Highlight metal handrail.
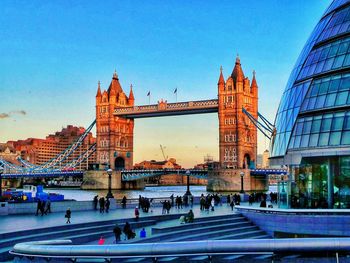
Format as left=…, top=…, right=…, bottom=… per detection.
left=10, top=238, right=350, bottom=259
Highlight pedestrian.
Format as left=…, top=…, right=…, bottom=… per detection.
left=65, top=208, right=71, bottom=224
left=211, top=198, right=215, bottom=211
left=93, top=195, right=98, bottom=210
left=40, top=200, right=46, bottom=216
left=230, top=199, right=235, bottom=211
left=113, top=224, right=122, bottom=243
left=35, top=199, right=41, bottom=216
left=123, top=222, right=135, bottom=240
left=135, top=206, right=140, bottom=221
left=99, top=197, right=105, bottom=213
left=105, top=198, right=110, bottom=213
left=121, top=196, right=127, bottom=209
left=44, top=198, right=51, bottom=214
left=150, top=198, right=154, bottom=212
left=98, top=236, right=105, bottom=245
left=140, top=228, right=146, bottom=238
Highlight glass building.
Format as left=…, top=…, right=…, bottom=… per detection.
left=270, top=0, right=350, bottom=208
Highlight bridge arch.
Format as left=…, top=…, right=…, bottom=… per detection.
left=115, top=157, right=125, bottom=170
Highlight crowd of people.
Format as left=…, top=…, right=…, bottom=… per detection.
left=93, top=195, right=111, bottom=213
left=35, top=198, right=52, bottom=216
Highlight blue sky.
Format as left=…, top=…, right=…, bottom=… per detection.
left=0, top=1, right=331, bottom=167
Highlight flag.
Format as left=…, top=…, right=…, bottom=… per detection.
left=174, top=88, right=177, bottom=94
left=147, top=91, right=150, bottom=96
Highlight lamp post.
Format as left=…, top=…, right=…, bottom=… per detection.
left=0, top=166, right=3, bottom=198
left=106, top=168, right=114, bottom=199
left=184, top=170, right=192, bottom=197
left=240, top=171, right=245, bottom=193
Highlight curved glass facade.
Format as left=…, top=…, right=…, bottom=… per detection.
left=272, top=0, right=350, bottom=209
left=271, top=0, right=350, bottom=158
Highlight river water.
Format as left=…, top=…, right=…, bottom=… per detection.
left=46, top=185, right=209, bottom=201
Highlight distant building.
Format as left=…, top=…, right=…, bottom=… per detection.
left=262, top=150, right=270, bottom=168
left=134, top=158, right=206, bottom=185
left=256, top=154, right=263, bottom=168
left=0, top=143, right=21, bottom=165
left=7, top=125, right=96, bottom=170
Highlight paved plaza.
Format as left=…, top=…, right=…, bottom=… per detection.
left=0, top=202, right=240, bottom=234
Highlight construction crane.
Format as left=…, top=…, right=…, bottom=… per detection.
left=160, top=145, right=168, bottom=161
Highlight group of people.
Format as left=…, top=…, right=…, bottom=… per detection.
left=138, top=195, right=153, bottom=213
left=200, top=194, right=223, bottom=211
left=113, top=222, right=147, bottom=242
left=161, top=200, right=172, bottom=214
left=93, top=195, right=111, bottom=213
left=35, top=198, right=51, bottom=216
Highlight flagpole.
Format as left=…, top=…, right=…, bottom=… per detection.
left=174, top=87, right=178, bottom=103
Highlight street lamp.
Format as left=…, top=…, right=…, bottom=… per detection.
left=0, top=166, right=3, bottom=198
left=184, top=170, right=192, bottom=197
left=240, top=171, right=245, bottom=193
left=106, top=168, right=114, bottom=199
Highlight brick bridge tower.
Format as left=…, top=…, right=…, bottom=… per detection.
left=95, top=71, right=134, bottom=170
left=208, top=56, right=260, bottom=192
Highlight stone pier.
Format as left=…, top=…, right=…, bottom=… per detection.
left=207, top=168, right=267, bottom=192
left=81, top=171, right=144, bottom=190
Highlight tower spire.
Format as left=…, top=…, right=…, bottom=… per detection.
left=231, top=54, right=244, bottom=83
left=251, top=70, right=258, bottom=92
left=129, top=84, right=135, bottom=100
left=218, top=66, right=225, bottom=85
left=96, top=81, right=102, bottom=97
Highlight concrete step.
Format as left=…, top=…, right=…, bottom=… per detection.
left=152, top=215, right=247, bottom=234
left=0, top=220, right=157, bottom=261
left=132, top=221, right=253, bottom=243
left=168, top=227, right=264, bottom=242
left=0, top=219, right=156, bottom=248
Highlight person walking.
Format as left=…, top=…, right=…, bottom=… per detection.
left=135, top=206, right=140, bottom=221
left=113, top=224, right=122, bottom=243
left=140, top=228, right=147, bottom=238
left=121, top=196, right=127, bottom=209
left=93, top=195, right=98, bottom=210
left=44, top=198, right=51, bottom=214
left=35, top=199, right=42, bottom=216
left=65, top=208, right=71, bottom=224
left=105, top=198, right=110, bottom=213
left=99, top=197, right=105, bottom=213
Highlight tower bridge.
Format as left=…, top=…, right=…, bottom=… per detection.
left=87, top=56, right=269, bottom=192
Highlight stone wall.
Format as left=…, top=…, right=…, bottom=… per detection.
left=1, top=199, right=117, bottom=215
left=82, top=170, right=144, bottom=190
left=207, top=169, right=267, bottom=192
left=237, top=206, right=350, bottom=237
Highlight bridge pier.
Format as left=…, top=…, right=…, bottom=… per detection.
left=207, top=169, right=267, bottom=192
left=82, top=171, right=144, bottom=190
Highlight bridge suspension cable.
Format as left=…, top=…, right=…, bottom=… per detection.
left=62, top=143, right=96, bottom=169
left=39, top=120, right=96, bottom=169
left=242, top=108, right=276, bottom=140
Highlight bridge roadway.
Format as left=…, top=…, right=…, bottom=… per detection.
left=113, top=99, right=219, bottom=118
left=121, top=168, right=288, bottom=181
left=1, top=169, right=287, bottom=179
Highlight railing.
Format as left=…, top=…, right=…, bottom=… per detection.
left=114, top=99, right=218, bottom=115
left=121, top=169, right=208, bottom=181
left=10, top=238, right=350, bottom=261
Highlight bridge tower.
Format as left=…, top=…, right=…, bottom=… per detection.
left=95, top=71, right=134, bottom=170
left=208, top=56, right=260, bottom=191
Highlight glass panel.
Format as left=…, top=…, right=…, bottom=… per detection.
left=341, top=131, right=350, bottom=144
left=329, top=78, right=341, bottom=92
left=321, top=116, right=333, bottom=131
left=318, top=132, right=330, bottom=146
left=309, top=133, right=319, bottom=147
left=311, top=119, right=322, bottom=133
left=332, top=116, right=345, bottom=130
left=325, top=93, right=337, bottom=107
left=335, top=91, right=349, bottom=105
left=301, top=134, right=310, bottom=147
left=315, top=95, right=326, bottom=108
left=329, top=131, right=342, bottom=145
